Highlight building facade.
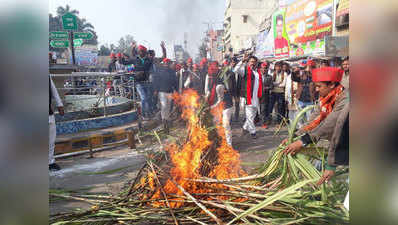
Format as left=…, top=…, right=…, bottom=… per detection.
left=223, top=0, right=278, bottom=56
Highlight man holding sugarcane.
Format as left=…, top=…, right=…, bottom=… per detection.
left=282, top=67, right=349, bottom=186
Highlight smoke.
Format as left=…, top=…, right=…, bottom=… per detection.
left=157, top=0, right=224, bottom=58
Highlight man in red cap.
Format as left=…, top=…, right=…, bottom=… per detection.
left=128, top=44, right=154, bottom=119
left=108, top=53, right=117, bottom=72
left=184, top=64, right=203, bottom=94
left=259, top=61, right=273, bottom=127
left=113, top=52, right=127, bottom=96
left=234, top=54, right=263, bottom=139
left=282, top=66, right=348, bottom=185
left=204, top=62, right=221, bottom=105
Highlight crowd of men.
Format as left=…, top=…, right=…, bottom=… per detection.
left=51, top=43, right=349, bottom=207
left=105, top=42, right=349, bottom=148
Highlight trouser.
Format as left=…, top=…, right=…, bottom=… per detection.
left=243, top=105, right=257, bottom=134
left=233, top=97, right=240, bottom=121
left=260, top=93, right=271, bottom=122
left=159, top=92, right=172, bottom=121
left=136, top=83, right=154, bottom=116
left=49, top=115, right=56, bottom=165
left=222, top=107, right=234, bottom=146
left=268, top=92, right=285, bottom=123
left=113, top=79, right=122, bottom=96
left=148, top=83, right=158, bottom=112
left=297, top=101, right=314, bottom=127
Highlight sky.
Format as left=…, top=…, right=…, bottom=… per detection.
left=49, top=0, right=225, bottom=57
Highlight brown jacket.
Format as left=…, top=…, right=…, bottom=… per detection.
left=297, top=90, right=349, bottom=166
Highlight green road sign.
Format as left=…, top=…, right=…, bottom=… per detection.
left=73, top=32, right=93, bottom=40
left=62, top=13, right=78, bottom=30
left=73, top=38, right=83, bottom=47
left=49, top=31, right=68, bottom=39
left=50, top=40, right=69, bottom=48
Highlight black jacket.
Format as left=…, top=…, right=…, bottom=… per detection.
left=152, top=66, right=178, bottom=93
left=124, top=57, right=152, bottom=82
left=108, top=61, right=116, bottom=72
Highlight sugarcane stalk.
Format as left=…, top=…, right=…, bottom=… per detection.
left=185, top=216, right=208, bottom=225
left=152, top=163, right=223, bottom=225
left=148, top=161, right=179, bottom=225
left=49, top=193, right=108, bottom=204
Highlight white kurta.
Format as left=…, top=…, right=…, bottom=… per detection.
left=49, top=77, right=63, bottom=165
left=234, top=61, right=262, bottom=134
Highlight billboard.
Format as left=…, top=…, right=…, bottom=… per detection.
left=255, top=29, right=274, bottom=59
left=284, top=0, right=333, bottom=56
left=73, top=48, right=98, bottom=66
left=272, top=9, right=290, bottom=58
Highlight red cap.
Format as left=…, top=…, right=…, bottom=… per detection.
left=162, top=58, right=171, bottom=64
left=223, top=60, right=229, bottom=65
left=261, top=62, right=268, bottom=68
left=175, top=64, right=182, bottom=71
left=312, top=67, right=344, bottom=82
left=307, top=60, right=315, bottom=67
left=138, top=45, right=147, bottom=52
left=187, top=58, right=193, bottom=63
left=109, top=53, right=115, bottom=58
left=116, top=53, right=122, bottom=58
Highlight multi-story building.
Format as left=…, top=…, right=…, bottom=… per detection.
left=223, top=0, right=278, bottom=56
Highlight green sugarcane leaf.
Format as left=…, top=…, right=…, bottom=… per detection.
left=287, top=155, right=300, bottom=182
left=227, top=179, right=316, bottom=224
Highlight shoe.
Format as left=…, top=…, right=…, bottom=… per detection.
left=251, top=133, right=257, bottom=139
left=241, top=128, right=249, bottom=136
left=49, top=163, right=61, bottom=171
left=261, top=123, right=268, bottom=129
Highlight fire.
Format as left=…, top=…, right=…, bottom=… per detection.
left=139, top=89, right=246, bottom=208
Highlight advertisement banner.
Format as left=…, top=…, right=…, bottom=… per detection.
left=272, top=9, right=290, bottom=58
left=74, top=49, right=98, bottom=66
left=284, top=0, right=333, bottom=56
left=255, top=29, right=274, bottom=59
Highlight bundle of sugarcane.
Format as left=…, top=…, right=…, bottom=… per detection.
left=50, top=96, right=349, bottom=225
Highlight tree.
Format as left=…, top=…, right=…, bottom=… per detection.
left=56, top=5, right=79, bottom=18
left=99, top=44, right=111, bottom=56
left=114, top=35, right=135, bottom=55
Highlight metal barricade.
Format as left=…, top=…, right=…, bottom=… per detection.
left=50, top=72, right=139, bottom=118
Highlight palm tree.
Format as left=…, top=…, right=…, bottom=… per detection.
left=56, top=4, right=79, bottom=17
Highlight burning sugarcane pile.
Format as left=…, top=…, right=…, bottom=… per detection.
left=50, top=90, right=349, bottom=225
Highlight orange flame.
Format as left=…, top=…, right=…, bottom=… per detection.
left=140, top=89, right=246, bottom=208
